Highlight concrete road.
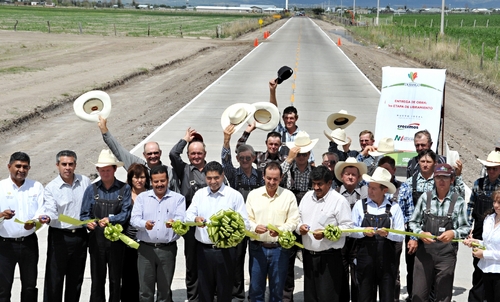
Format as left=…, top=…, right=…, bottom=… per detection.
left=12, top=17, right=473, bottom=301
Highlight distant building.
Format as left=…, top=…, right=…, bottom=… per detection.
left=195, top=5, right=283, bottom=13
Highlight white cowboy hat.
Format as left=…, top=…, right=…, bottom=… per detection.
left=327, top=110, right=356, bottom=130
left=73, top=90, right=112, bottom=123
left=477, top=151, right=500, bottom=167
left=324, top=128, right=349, bottom=147
left=286, top=131, right=318, bottom=153
left=247, top=102, right=280, bottom=131
left=93, top=149, right=124, bottom=168
left=334, top=157, right=368, bottom=183
left=362, top=167, right=396, bottom=194
left=221, top=103, right=255, bottom=132
left=368, top=138, right=401, bottom=157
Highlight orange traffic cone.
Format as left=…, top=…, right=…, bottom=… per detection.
left=263, top=32, right=267, bottom=39
left=254, top=38, right=259, bottom=47
left=337, top=38, right=342, bottom=46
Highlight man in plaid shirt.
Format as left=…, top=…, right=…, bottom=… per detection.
left=409, top=163, right=470, bottom=302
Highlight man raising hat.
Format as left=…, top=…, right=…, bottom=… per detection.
left=80, top=149, right=132, bottom=302
left=97, top=116, right=179, bottom=191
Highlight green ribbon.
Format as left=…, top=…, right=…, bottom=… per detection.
left=267, top=224, right=304, bottom=248
left=58, top=214, right=97, bottom=226
left=14, top=218, right=42, bottom=231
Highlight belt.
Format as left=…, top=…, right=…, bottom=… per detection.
left=50, top=227, right=85, bottom=234
left=142, top=241, right=176, bottom=248
left=199, top=243, right=223, bottom=249
left=251, top=241, right=280, bottom=249
left=0, top=233, right=35, bottom=242
left=305, top=248, right=339, bottom=255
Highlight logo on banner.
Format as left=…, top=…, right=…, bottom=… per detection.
left=408, top=72, right=418, bottom=82
left=397, top=123, right=420, bottom=130
left=394, top=135, right=413, bottom=142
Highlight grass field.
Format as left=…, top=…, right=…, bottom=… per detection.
left=0, top=6, right=274, bottom=38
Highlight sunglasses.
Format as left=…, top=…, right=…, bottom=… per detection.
left=238, top=156, right=252, bottom=162
left=486, top=166, right=499, bottom=171
left=145, top=151, right=160, bottom=156
left=297, top=153, right=309, bottom=157
left=323, top=160, right=337, bottom=165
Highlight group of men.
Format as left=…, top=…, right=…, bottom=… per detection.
left=0, top=76, right=495, bottom=302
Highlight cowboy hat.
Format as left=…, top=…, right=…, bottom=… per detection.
left=362, top=167, right=396, bottom=194
left=368, top=138, right=401, bottom=157
left=286, top=131, right=318, bottom=153
left=94, top=149, right=124, bottom=168
left=276, top=66, right=293, bottom=84
left=477, top=151, right=500, bottom=167
left=247, top=102, right=280, bottom=131
left=326, top=110, right=356, bottom=130
left=73, top=90, right=112, bottom=123
left=334, top=157, right=368, bottom=183
left=324, top=128, right=349, bottom=147
left=221, top=103, right=255, bottom=132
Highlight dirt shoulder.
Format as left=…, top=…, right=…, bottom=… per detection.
left=0, top=18, right=496, bottom=186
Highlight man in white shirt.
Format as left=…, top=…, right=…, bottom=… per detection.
left=246, top=161, right=300, bottom=302
left=186, top=161, right=248, bottom=302
left=0, top=151, right=44, bottom=301
left=37, top=150, right=91, bottom=302
left=297, top=166, right=353, bottom=301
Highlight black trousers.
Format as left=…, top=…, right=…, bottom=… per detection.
left=197, top=242, right=236, bottom=302
left=232, top=237, right=248, bottom=301
left=0, top=233, right=38, bottom=302
left=483, top=272, right=500, bottom=302
left=394, top=241, right=403, bottom=302
left=412, top=242, right=457, bottom=302
left=88, top=234, right=125, bottom=302
left=283, top=244, right=297, bottom=302
left=404, top=235, right=415, bottom=298
left=43, top=227, right=88, bottom=302
left=184, top=227, right=199, bottom=302
left=340, top=237, right=358, bottom=302
left=303, top=248, right=343, bottom=302
left=468, top=256, right=484, bottom=302
left=356, top=240, right=397, bottom=302
left=121, top=246, right=140, bottom=302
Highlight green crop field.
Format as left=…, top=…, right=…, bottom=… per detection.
left=0, top=6, right=271, bottom=37
left=391, top=14, right=500, bottom=59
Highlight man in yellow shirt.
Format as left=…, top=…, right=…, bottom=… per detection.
left=246, top=162, right=300, bottom=302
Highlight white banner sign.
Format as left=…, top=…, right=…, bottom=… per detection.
left=374, top=67, right=446, bottom=152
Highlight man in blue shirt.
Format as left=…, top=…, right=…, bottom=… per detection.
left=131, top=165, right=186, bottom=302
left=81, top=149, right=132, bottom=302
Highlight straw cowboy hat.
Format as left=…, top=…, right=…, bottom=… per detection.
left=221, top=103, right=255, bottom=132
left=324, top=128, right=349, bottom=147
left=286, top=131, right=318, bottom=153
left=368, top=137, right=400, bottom=157
left=326, top=110, right=356, bottom=130
left=93, top=149, right=124, bottom=168
left=334, top=157, right=368, bottom=182
left=477, top=151, right=500, bottom=167
left=247, top=102, right=280, bottom=131
left=73, top=90, right=112, bottom=123
left=362, top=167, right=396, bottom=194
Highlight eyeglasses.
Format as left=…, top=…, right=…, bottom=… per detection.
left=297, top=153, right=309, bottom=157
left=238, top=156, right=252, bottom=162
left=145, top=151, right=160, bottom=156
left=323, top=160, right=337, bottom=165
left=486, top=166, right=499, bottom=171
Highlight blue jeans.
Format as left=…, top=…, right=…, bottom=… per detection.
left=249, top=241, right=290, bottom=302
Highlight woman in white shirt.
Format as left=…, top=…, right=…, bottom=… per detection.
left=464, top=189, right=500, bottom=302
